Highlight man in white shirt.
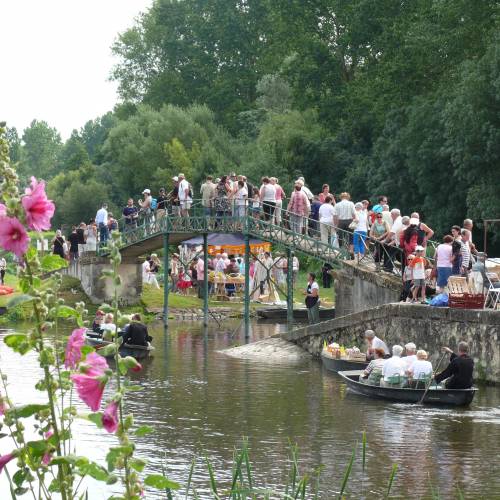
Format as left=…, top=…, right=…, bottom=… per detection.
left=200, top=176, right=216, bottom=216
left=364, top=329, right=390, bottom=359
left=403, top=342, right=417, bottom=372
left=318, top=195, right=336, bottom=244
left=381, top=345, right=406, bottom=386
left=95, top=203, right=109, bottom=244
left=178, top=173, right=192, bottom=216
left=333, top=192, right=356, bottom=252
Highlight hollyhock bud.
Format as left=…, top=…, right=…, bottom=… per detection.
left=0, top=453, right=15, bottom=474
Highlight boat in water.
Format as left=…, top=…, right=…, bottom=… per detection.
left=257, top=307, right=335, bottom=321
left=85, top=331, right=154, bottom=360
left=321, top=350, right=368, bottom=373
left=338, top=370, right=477, bottom=406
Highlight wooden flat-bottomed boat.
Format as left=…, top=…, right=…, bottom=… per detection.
left=338, top=370, right=477, bottom=406
left=321, top=350, right=368, bottom=373
left=85, top=332, right=154, bottom=360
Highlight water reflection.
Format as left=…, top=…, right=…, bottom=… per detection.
left=0, top=321, right=499, bottom=498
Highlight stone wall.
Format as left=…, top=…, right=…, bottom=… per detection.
left=333, top=262, right=401, bottom=317
left=64, top=254, right=142, bottom=305
left=284, top=304, right=500, bottom=384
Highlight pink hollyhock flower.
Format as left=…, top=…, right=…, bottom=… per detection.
left=131, top=363, right=143, bottom=373
left=22, top=177, right=55, bottom=231
left=42, top=431, right=53, bottom=466
left=0, top=395, right=7, bottom=416
left=0, top=453, right=15, bottom=474
left=64, top=328, right=86, bottom=369
left=0, top=217, right=30, bottom=258
left=71, top=353, right=109, bottom=411
left=102, top=400, right=119, bottom=433
left=0, top=204, right=6, bottom=217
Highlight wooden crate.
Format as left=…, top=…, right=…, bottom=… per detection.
left=449, top=293, right=484, bottom=309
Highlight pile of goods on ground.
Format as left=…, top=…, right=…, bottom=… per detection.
left=323, top=342, right=365, bottom=361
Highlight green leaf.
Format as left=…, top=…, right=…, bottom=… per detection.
left=129, top=458, right=147, bottom=472
left=134, top=425, right=153, bottom=437
left=87, top=412, right=104, bottom=429
left=4, top=333, right=31, bottom=355
left=56, top=306, right=78, bottom=319
left=77, top=462, right=110, bottom=482
left=41, top=254, right=67, bottom=272
left=118, top=358, right=128, bottom=376
left=8, top=404, right=49, bottom=418
left=12, top=468, right=28, bottom=488
left=27, top=440, right=48, bottom=458
left=50, top=455, right=84, bottom=466
left=25, top=246, right=37, bottom=262
left=144, top=474, right=180, bottom=490
left=6, top=294, right=34, bottom=308
left=106, top=445, right=134, bottom=472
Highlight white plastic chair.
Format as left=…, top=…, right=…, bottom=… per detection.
left=484, top=272, right=500, bottom=309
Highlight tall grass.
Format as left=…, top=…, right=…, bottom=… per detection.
left=179, top=434, right=399, bottom=499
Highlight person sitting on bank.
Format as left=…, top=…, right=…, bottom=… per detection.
left=101, top=313, right=117, bottom=341
left=364, top=330, right=390, bottom=360
left=381, top=345, right=406, bottom=387
left=360, top=348, right=386, bottom=385
left=403, top=342, right=417, bottom=373
left=123, top=313, right=152, bottom=347
left=407, top=350, right=433, bottom=388
left=92, top=310, right=105, bottom=334
left=304, top=272, right=320, bottom=324
left=434, top=342, right=474, bottom=389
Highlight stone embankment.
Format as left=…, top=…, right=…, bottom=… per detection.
left=284, top=304, right=500, bottom=384
left=220, top=337, right=311, bottom=364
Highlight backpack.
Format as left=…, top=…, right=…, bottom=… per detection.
left=150, top=198, right=158, bottom=210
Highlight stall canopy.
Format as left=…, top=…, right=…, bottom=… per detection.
left=181, top=233, right=271, bottom=255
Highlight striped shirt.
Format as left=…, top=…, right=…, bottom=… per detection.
left=334, top=199, right=356, bottom=220
left=461, top=241, right=471, bottom=269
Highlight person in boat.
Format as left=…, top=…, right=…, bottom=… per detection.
left=101, top=313, right=117, bottom=341
left=434, top=342, right=474, bottom=389
left=360, top=348, right=386, bottom=385
left=122, top=313, right=152, bottom=347
left=381, top=345, right=406, bottom=387
left=92, top=310, right=105, bottom=334
left=407, top=350, right=433, bottom=388
left=364, top=330, right=390, bottom=360
left=403, top=342, right=417, bottom=373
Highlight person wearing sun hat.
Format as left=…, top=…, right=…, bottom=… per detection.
left=409, top=245, right=428, bottom=303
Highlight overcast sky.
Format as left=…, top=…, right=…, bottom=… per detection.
left=1, top=0, right=152, bottom=139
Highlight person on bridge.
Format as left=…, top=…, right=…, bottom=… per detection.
left=178, top=173, right=192, bottom=216
left=333, top=192, right=356, bottom=254
left=287, top=182, right=309, bottom=235
left=304, top=272, right=320, bottom=324
left=95, top=203, right=108, bottom=244
left=434, top=342, right=474, bottom=389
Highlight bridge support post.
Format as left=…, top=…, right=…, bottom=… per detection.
left=244, top=234, right=250, bottom=339
left=287, top=249, right=294, bottom=329
left=203, top=233, right=209, bottom=327
left=163, top=233, right=169, bottom=328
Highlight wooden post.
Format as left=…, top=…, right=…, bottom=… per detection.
left=203, top=233, right=209, bottom=327
left=163, top=233, right=169, bottom=328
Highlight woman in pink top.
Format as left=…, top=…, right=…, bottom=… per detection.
left=270, top=177, right=286, bottom=225
left=287, top=183, right=309, bottom=234
left=318, top=184, right=335, bottom=204
left=435, top=235, right=454, bottom=292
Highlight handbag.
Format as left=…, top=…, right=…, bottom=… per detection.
left=348, top=220, right=357, bottom=230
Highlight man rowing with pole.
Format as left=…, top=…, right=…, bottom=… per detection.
left=434, top=342, right=474, bottom=389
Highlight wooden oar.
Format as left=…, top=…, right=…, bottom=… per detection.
left=418, top=352, right=447, bottom=405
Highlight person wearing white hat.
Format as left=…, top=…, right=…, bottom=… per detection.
left=177, top=173, right=192, bottom=216
left=409, top=245, right=428, bottom=303
left=403, top=342, right=417, bottom=372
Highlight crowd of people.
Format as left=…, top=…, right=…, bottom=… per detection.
left=55, top=171, right=485, bottom=304
left=359, top=330, right=474, bottom=389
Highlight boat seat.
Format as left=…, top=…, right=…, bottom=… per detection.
left=367, top=369, right=383, bottom=386
left=383, top=374, right=406, bottom=387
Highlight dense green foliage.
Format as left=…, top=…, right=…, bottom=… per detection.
left=7, top=0, right=500, bottom=242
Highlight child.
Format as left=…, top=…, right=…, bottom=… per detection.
left=409, top=246, right=428, bottom=304
left=92, top=310, right=105, bottom=333
left=177, top=267, right=192, bottom=295
left=250, top=188, right=261, bottom=219
left=400, top=254, right=414, bottom=302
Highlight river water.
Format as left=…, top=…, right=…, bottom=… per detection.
left=1, top=320, right=499, bottom=499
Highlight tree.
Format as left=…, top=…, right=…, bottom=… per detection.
left=57, top=131, right=90, bottom=171
left=20, top=120, right=62, bottom=182
left=5, top=126, right=21, bottom=164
